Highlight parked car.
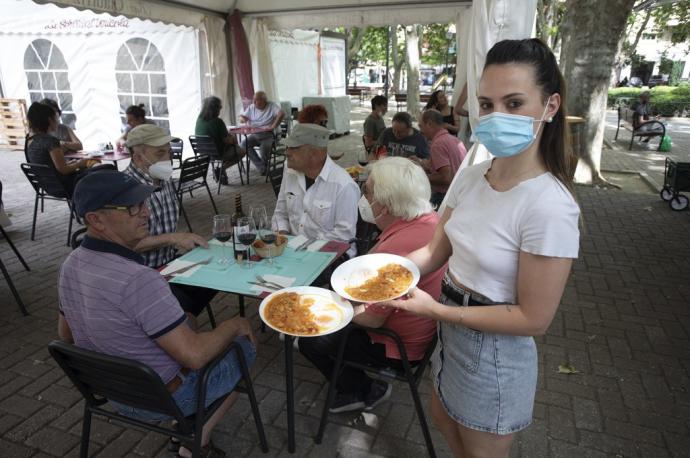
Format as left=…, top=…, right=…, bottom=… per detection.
left=648, top=74, right=669, bottom=88
left=628, top=76, right=643, bottom=88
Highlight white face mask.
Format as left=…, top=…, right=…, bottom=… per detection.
left=147, top=160, right=173, bottom=181
left=358, top=195, right=379, bottom=224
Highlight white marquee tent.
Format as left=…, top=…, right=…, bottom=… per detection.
left=1, top=0, right=538, bottom=163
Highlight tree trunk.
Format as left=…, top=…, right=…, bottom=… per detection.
left=391, top=27, right=404, bottom=93
left=560, top=0, right=637, bottom=185
left=346, top=27, right=368, bottom=85
left=405, top=25, right=421, bottom=121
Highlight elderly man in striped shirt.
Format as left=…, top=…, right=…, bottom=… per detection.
left=58, top=170, right=256, bottom=457
left=124, top=124, right=216, bottom=323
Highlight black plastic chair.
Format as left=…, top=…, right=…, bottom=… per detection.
left=315, top=324, right=438, bottom=457
left=267, top=148, right=286, bottom=198
left=0, top=224, right=30, bottom=316
left=170, top=137, right=184, bottom=170
left=49, top=340, right=268, bottom=458
left=20, top=163, right=78, bottom=246
left=175, top=155, right=219, bottom=232
left=189, top=135, right=244, bottom=194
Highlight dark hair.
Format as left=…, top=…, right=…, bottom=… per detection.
left=424, top=90, right=444, bottom=110
left=298, top=104, right=328, bottom=124
left=125, top=104, right=146, bottom=120
left=40, top=98, right=61, bottom=116
left=371, top=95, right=388, bottom=110
left=27, top=102, right=56, bottom=133
left=392, top=111, right=412, bottom=128
left=199, top=96, right=221, bottom=121
left=484, top=38, right=572, bottom=189
left=421, top=109, right=444, bottom=126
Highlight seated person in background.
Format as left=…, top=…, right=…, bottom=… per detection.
left=376, top=112, right=429, bottom=159
left=116, top=104, right=156, bottom=146
left=418, top=109, right=468, bottom=207
left=298, top=104, right=328, bottom=127
left=239, top=91, right=285, bottom=175
left=424, top=90, right=460, bottom=135
left=195, top=96, right=245, bottom=185
left=299, top=157, right=444, bottom=413
left=363, top=95, right=388, bottom=152
left=40, top=98, right=83, bottom=151
left=124, top=124, right=217, bottom=325
left=631, top=90, right=652, bottom=130
left=25, top=102, right=87, bottom=196
left=58, top=170, right=256, bottom=458
left=271, top=123, right=359, bottom=257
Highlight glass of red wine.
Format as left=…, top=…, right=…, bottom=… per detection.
left=254, top=206, right=276, bottom=265
left=236, top=215, right=257, bottom=269
left=357, top=148, right=369, bottom=167
left=212, top=214, right=233, bottom=267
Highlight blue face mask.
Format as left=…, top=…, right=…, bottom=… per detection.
left=474, top=98, right=551, bottom=158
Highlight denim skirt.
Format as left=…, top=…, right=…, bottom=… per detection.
left=432, top=294, right=538, bottom=435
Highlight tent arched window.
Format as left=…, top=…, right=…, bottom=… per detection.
left=23, top=39, right=77, bottom=128
left=115, top=38, right=169, bottom=132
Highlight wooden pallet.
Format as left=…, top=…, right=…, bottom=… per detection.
left=0, top=98, right=28, bottom=149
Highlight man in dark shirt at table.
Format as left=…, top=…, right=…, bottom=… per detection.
left=124, top=124, right=216, bottom=324
left=57, top=170, right=256, bottom=458
left=363, top=95, right=388, bottom=153
left=376, top=112, right=429, bottom=159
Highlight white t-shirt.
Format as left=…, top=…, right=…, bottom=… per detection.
left=241, top=102, right=281, bottom=129
left=444, top=159, right=580, bottom=303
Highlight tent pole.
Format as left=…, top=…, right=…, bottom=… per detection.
left=385, top=26, right=391, bottom=99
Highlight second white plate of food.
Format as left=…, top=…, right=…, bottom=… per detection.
left=258, top=286, right=354, bottom=337
left=330, top=253, right=420, bottom=303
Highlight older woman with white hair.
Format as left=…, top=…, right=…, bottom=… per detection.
left=299, top=157, right=446, bottom=413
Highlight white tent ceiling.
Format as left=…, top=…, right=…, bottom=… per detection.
left=39, top=0, right=472, bottom=28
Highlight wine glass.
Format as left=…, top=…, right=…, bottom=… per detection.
left=212, top=214, right=232, bottom=266
left=357, top=148, right=369, bottom=167
left=254, top=206, right=276, bottom=265
left=236, top=215, right=257, bottom=269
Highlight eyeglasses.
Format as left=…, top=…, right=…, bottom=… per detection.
left=101, top=201, right=148, bottom=217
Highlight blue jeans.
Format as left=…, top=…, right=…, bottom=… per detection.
left=111, top=336, right=256, bottom=421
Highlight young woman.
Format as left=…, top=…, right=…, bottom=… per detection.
left=25, top=102, right=87, bottom=196
left=117, top=104, right=154, bottom=146
left=40, top=98, right=83, bottom=152
left=382, top=38, right=580, bottom=457
left=425, top=90, right=460, bottom=135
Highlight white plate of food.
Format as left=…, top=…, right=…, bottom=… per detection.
left=258, top=286, right=354, bottom=337
left=330, top=253, right=420, bottom=303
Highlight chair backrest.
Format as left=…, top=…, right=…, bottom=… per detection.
left=177, top=155, right=211, bottom=187
left=170, top=137, right=184, bottom=162
left=48, top=340, right=187, bottom=423
left=20, top=163, right=69, bottom=198
left=188, top=135, right=220, bottom=159
left=268, top=163, right=284, bottom=198
left=70, top=227, right=87, bottom=249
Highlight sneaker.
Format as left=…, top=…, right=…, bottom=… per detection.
left=364, top=380, right=391, bottom=411
left=328, top=392, right=365, bottom=414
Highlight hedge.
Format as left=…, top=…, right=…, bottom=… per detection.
left=608, top=84, right=690, bottom=117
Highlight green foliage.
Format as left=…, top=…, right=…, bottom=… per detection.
left=650, top=1, right=690, bottom=44
left=356, top=27, right=390, bottom=64
left=670, top=61, right=685, bottom=86
left=659, top=55, right=673, bottom=75
left=420, top=24, right=455, bottom=65
left=608, top=86, right=690, bottom=116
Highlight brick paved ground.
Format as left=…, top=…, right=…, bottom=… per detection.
left=0, top=105, right=689, bottom=457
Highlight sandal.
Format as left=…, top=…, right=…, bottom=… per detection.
left=168, top=436, right=181, bottom=453
left=177, top=440, right=226, bottom=458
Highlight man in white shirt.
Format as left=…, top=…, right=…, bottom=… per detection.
left=272, top=123, right=359, bottom=257
left=239, top=91, right=285, bottom=175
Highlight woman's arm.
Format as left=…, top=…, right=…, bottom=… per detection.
left=62, top=127, right=83, bottom=151
left=382, top=252, right=573, bottom=336
left=406, top=207, right=453, bottom=276
left=454, top=84, right=469, bottom=117
left=49, top=147, right=85, bottom=175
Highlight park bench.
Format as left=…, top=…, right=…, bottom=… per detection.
left=393, top=93, right=433, bottom=111
left=347, top=87, right=369, bottom=105
left=614, top=105, right=666, bottom=151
